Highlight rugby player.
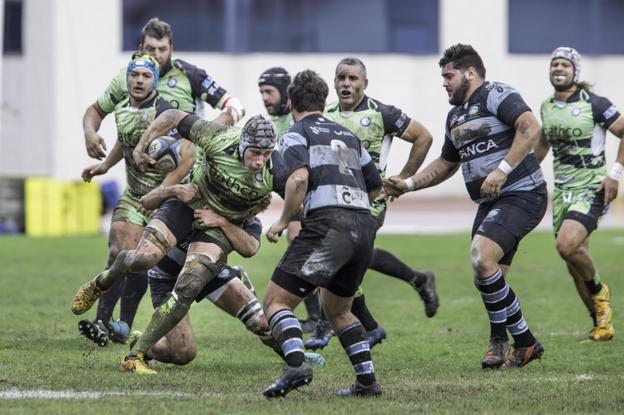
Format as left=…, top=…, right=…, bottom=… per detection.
left=72, top=114, right=281, bottom=373
left=258, top=67, right=322, bottom=333
left=306, top=57, right=439, bottom=350
left=79, top=18, right=244, bottom=343
left=385, top=44, right=546, bottom=369
left=77, top=54, right=195, bottom=346
left=262, top=69, right=383, bottom=398
left=535, top=46, right=623, bottom=341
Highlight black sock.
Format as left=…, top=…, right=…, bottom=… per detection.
left=584, top=280, right=602, bottom=296
left=369, top=248, right=420, bottom=285
left=303, top=291, right=321, bottom=321
left=269, top=309, right=304, bottom=367
left=96, top=277, right=123, bottom=323
left=351, top=295, right=378, bottom=332
left=476, top=269, right=535, bottom=347
left=475, top=269, right=508, bottom=342
left=337, top=323, right=376, bottom=386
left=119, top=272, right=148, bottom=329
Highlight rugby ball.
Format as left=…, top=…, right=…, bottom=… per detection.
left=146, top=136, right=181, bottom=173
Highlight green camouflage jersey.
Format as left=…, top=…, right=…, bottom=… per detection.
left=324, top=95, right=410, bottom=177
left=114, top=93, right=175, bottom=196
left=541, top=89, right=621, bottom=190
left=180, top=116, right=275, bottom=224
left=97, top=58, right=230, bottom=115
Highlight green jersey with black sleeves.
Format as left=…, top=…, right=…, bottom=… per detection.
left=97, top=58, right=229, bottom=115
left=180, top=116, right=275, bottom=225
left=540, top=89, right=621, bottom=190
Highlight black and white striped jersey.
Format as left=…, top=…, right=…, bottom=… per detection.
left=441, top=81, right=545, bottom=203
left=278, top=114, right=382, bottom=215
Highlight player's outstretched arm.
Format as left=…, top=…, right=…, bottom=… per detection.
left=83, top=103, right=110, bottom=160
left=81, top=140, right=123, bottom=182
left=384, top=157, right=459, bottom=198
left=397, top=119, right=434, bottom=179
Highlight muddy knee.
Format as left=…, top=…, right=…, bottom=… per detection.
left=174, top=253, right=221, bottom=305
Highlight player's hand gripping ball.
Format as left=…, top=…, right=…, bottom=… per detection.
left=146, top=136, right=181, bottom=173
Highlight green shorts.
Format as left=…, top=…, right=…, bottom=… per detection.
left=552, top=187, right=608, bottom=235
left=112, top=189, right=154, bottom=226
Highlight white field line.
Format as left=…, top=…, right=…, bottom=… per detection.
left=0, top=389, right=202, bottom=400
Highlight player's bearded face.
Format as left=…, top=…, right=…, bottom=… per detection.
left=127, top=68, right=154, bottom=101
left=549, top=58, right=574, bottom=92
left=442, top=65, right=470, bottom=106
left=141, top=35, right=172, bottom=74
left=335, top=64, right=368, bottom=111
left=259, top=85, right=282, bottom=116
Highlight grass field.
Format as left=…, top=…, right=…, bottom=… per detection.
left=0, top=231, right=623, bottom=414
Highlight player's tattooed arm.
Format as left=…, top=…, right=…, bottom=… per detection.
left=133, top=109, right=188, bottom=172
left=383, top=157, right=459, bottom=198
left=188, top=118, right=228, bottom=145
left=398, top=119, right=434, bottom=178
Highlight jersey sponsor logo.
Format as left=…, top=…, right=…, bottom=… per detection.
left=544, top=126, right=583, bottom=140
left=458, top=138, right=498, bottom=159
left=201, top=76, right=220, bottom=96
left=167, top=77, right=177, bottom=88
left=254, top=172, right=264, bottom=182
left=310, top=126, right=330, bottom=135
left=468, top=105, right=479, bottom=115
left=333, top=129, right=354, bottom=137
left=603, top=105, right=617, bottom=120
left=338, top=185, right=364, bottom=205
left=571, top=107, right=582, bottom=117
left=207, top=164, right=263, bottom=199
left=360, top=116, right=371, bottom=127
left=395, top=113, right=407, bottom=130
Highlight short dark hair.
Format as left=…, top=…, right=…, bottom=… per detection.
left=439, top=44, right=486, bottom=79
left=140, top=18, right=173, bottom=46
left=288, top=70, right=328, bottom=113
left=336, top=57, right=367, bottom=78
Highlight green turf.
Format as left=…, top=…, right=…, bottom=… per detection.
left=0, top=231, right=623, bottom=414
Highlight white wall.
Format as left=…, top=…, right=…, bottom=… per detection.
left=2, top=0, right=623, bottom=198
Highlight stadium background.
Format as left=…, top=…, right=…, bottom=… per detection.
left=0, top=0, right=623, bottom=234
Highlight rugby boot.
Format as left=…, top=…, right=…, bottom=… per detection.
left=502, top=340, right=544, bottom=368
left=71, top=276, right=105, bottom=315
left=107, top=319, right=130, bottom=344
left=78, top=319, right=109, bottom=347
left=304, top=319, right=333, bottom=350
left=412, top=271, right=439, bottom=318
left=233, top=265, right=256, bottom=295
left=303, top=352, right=326, bottom=368
left=338, top=381, right=382, bottom=397
left=300, top=318, right=319, bottom=334
left=263, top=363, right=313, bottom=398
left=367, top=325, right=387, bottom=349
left=591, top=283, right=614, bottom=340
left=119, top=353, right=156, bottom=374
left=481, top=337, right=510, bottom=369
